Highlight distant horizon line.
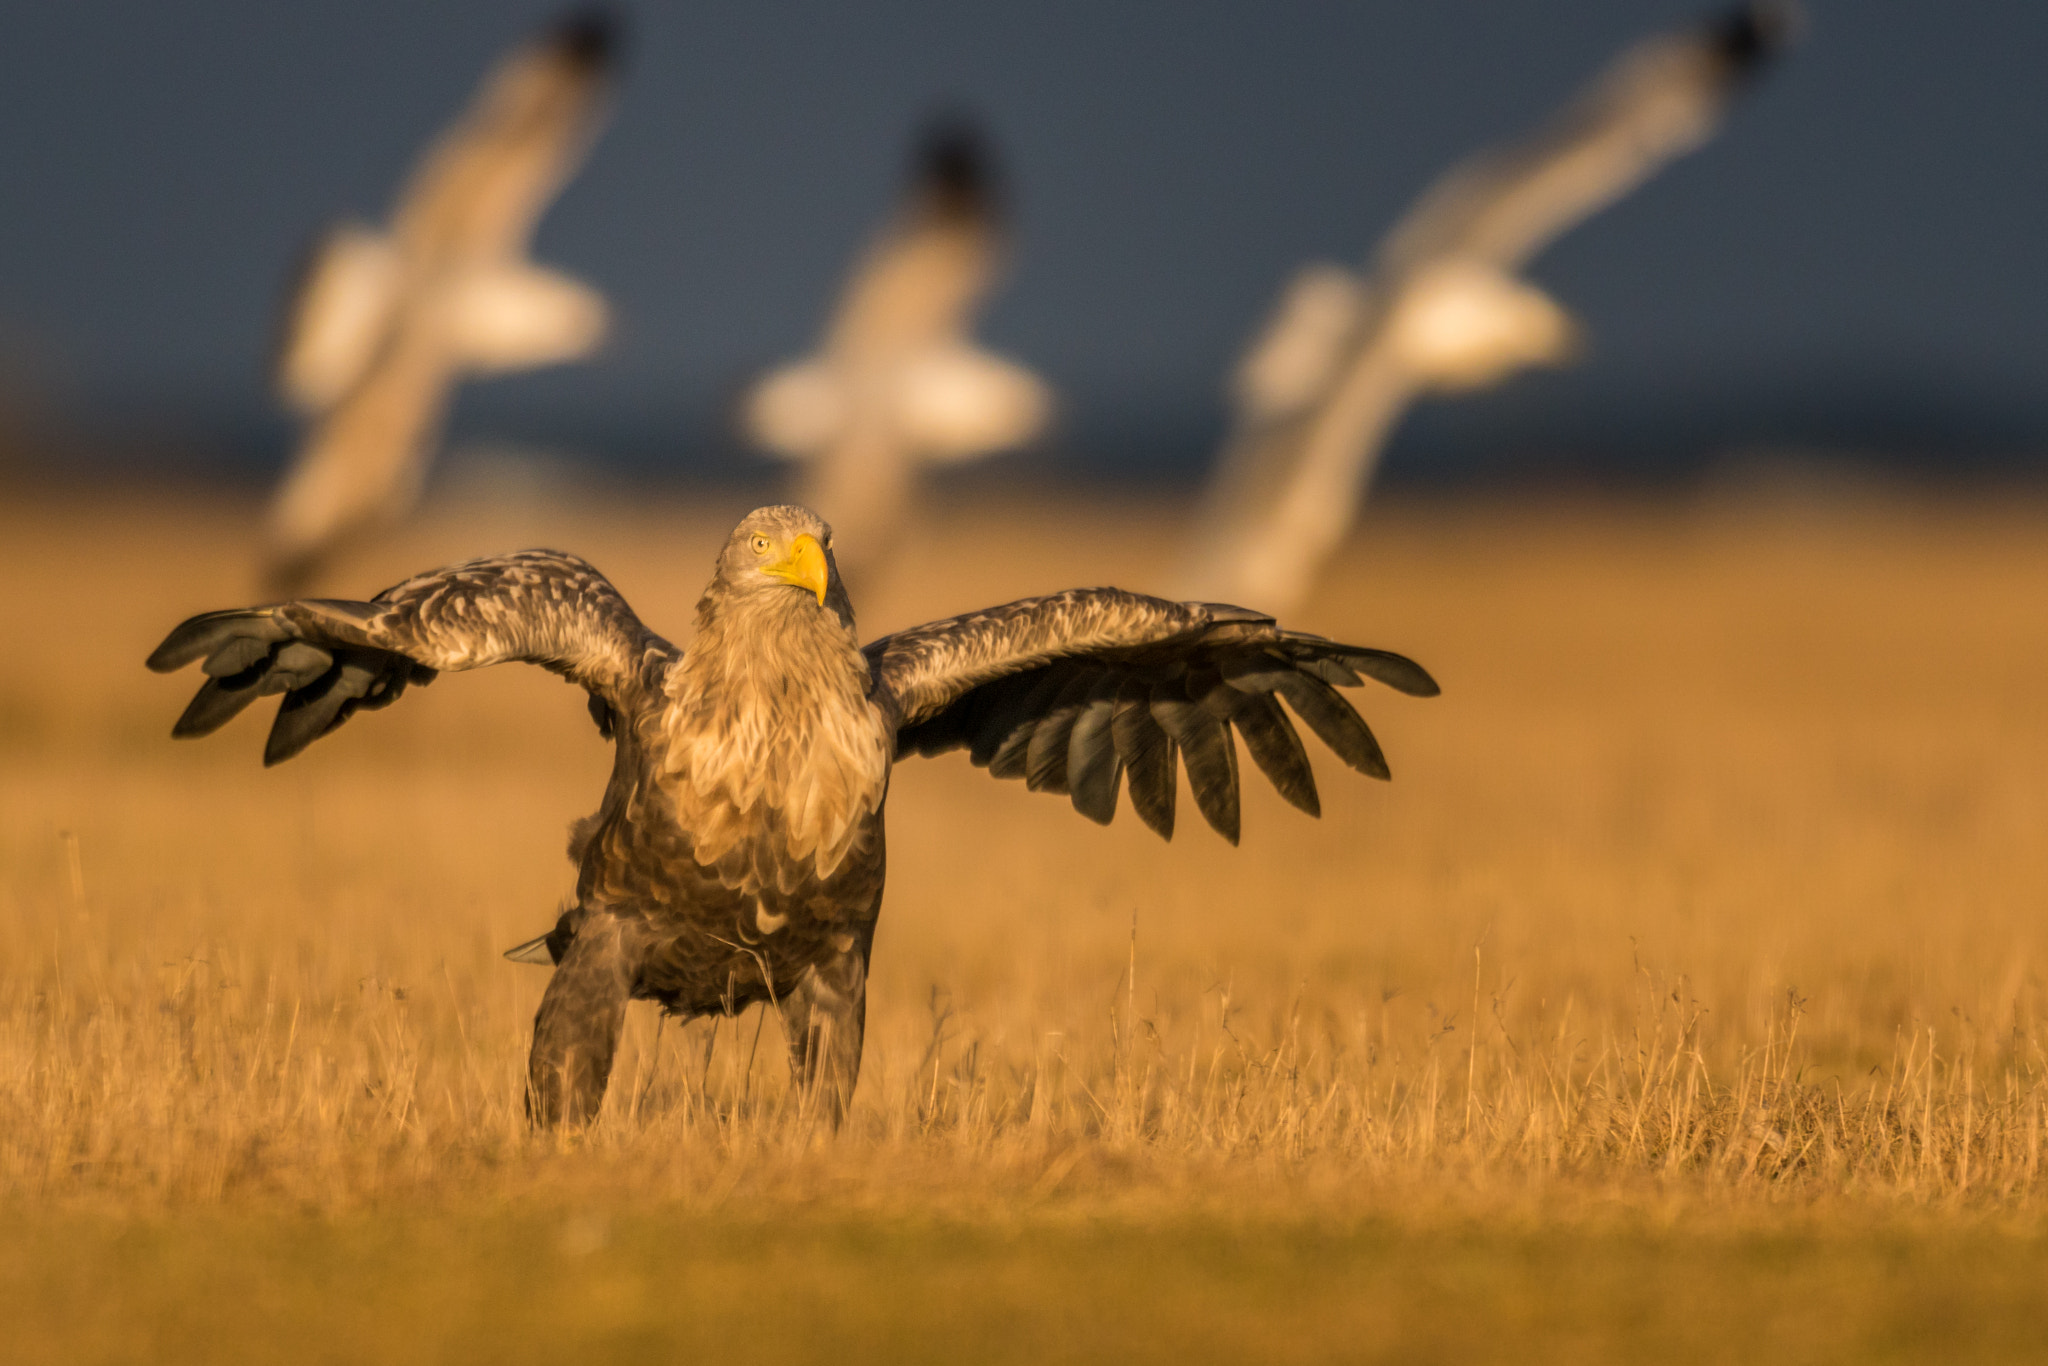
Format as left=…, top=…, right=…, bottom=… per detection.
left=12, top=368, right=2047, bottom=485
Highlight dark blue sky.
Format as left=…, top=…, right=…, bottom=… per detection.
left=0, top=1, right=2042, bottom=481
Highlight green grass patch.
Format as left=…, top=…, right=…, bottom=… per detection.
left=6, top=1207, right=2048, bottom=1365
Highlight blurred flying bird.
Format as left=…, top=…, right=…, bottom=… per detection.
left=262, top=8, right=620, bottom=595
left=1178, top=2, right=1798, bottom=610
left=147, top=505, right=1436, bottom=1125
left=741, top=117, right=1053, bottom=574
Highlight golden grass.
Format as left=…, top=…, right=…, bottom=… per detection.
left=4, top=483, right=2048, bottom=1357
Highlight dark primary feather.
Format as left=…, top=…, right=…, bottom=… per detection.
left=148, top=550, right=672, bottom=765
left=1225, top=690, right=1319, bottom=818
left=1112, top=682, right=1178, bottom=839
left=1023, top=671, right=1097, bottom=795
left=1152, top=676, right=1241, bottom=842
left=870, top=588, right=1436, bottom=843
left=1065, top=678, right=1124, bottom=824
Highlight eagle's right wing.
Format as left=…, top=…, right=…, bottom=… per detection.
left=148, top=550, right=675, bottom=766
left=867, top=589, right=1436, bottom=843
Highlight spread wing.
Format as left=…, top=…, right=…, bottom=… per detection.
left=392, top=10, right=618, bottom=265
left=741, top=359, right=846, bottom=460
left=262, top=325, right=456, bottom=594
left=741, top=343, right=1049, bottom=466
left=274, top=223, right=404, bottom=413
left=1230, top=263, right=1370, bottom=430
left=1179, top=332, right=1413, bottom=610
left=147, top=550, right=675, bottom=766
left=441, top=261, right=609, bottom=374
left=1376, top=3, right=1791, bottom=277
left=825, top=116, right=1004, bottom=359
left=746, top=116, right=1039, bottom=566
left=1176, top=3, right=1792, bottom=612
left=866, top=590, right=1437, bottom=843
left=893, top=343, right=1051, bottom=462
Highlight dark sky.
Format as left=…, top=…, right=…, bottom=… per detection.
left=0, top=0, right=2042, bottom=481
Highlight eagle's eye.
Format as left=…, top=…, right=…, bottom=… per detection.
left=750, top=534, right=772, bottom=555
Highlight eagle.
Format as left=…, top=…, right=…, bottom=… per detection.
left=1178, top=2, right=1796, bottom=610
left=740, top=116, right=1053, bottom=573
left=147, top=506, right=1437, bottom=1125
left=264, top=8, right=619, bottom=595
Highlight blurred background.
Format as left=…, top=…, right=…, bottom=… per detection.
left=8, top=11, right=2048, bottom=1324
left=0, top=0, right=2040, bottom=496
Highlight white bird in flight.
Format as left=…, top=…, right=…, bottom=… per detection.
left=263, top=8, right=620, bottom=595
left=1178, top=2, right=1798, bottom=611
left=741, top=117, right=1053, bottom=574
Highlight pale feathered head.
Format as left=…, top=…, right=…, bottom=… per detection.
left=706, top=505, right=855, bottom=628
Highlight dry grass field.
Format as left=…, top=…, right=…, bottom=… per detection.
left=4, top=480, right=2048, bottom=1361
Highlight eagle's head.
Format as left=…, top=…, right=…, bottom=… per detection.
left=711, top=505, right=853, bottom=627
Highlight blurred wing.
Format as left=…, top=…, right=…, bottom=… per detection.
left=1380, top=262, right=1580, bottom=391
left=1178, top=336, right=1415, bottom=610
left=826, top=118, right=1005, bottom=358
left=894, top=344, right=1052, bottom=462
left=274, top=224, right=403, bottom=412
left=391, top=9, right=618, bottom=264
left=263, top=329, right=459, bottom=593
left=827, top=213, right=997, bottom=357
left=1175, top=3, right=1793, bottom=611
left=1230, top=263, right=1368, bottom=428
left=867, top=590, right=1436, bottom=842
left=741, top=359, right=847, bottom=460
left=1376, top=2, right=1791, bottom=275
left=147, top=550, right=675, bottom=766
left=1183, top=263, right=1576, bottom=609
left=443, top=262, right=609, bottom=373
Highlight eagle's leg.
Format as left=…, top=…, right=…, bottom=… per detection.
left=779, top=949, right=868, bottom=1126
left=526, top=914, right=633, bottom=1127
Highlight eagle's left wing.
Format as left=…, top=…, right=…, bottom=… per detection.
left=149, top=550, right=675, bottom=766
left=865, top=590, right=1436, bottom=843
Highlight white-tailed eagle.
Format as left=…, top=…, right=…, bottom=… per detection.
left=148, top=507, right=1437, bottom=1124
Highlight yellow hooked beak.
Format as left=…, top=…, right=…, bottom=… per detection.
left=764, top=533, right=829, bottom=606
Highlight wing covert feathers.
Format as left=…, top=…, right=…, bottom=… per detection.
left=149, top=550, right=672, bottom=765
left=871, top=588, right=1436, bottom=842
